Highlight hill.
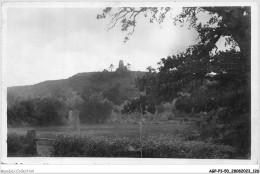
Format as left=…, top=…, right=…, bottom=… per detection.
left=7, top=71, right=146, bottom=105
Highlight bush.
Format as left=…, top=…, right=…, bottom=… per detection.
left=121, top=96, right=156, bottom=115
left=7, top=98, right=64, bottom=126
left=52, top=134, right=236, bottom=158
left=175, top=128, right=201, bottom=141
left=141, top=135, right=235, bottom=159
left=52, top=134, right=140, bottom=157
left=154, top=111, right=174, bottom=122
left=175, top=96, right=193, bottom=113
left=7, top=132, right=37, bottom=157
left=103, top=83, right=127, bottom=105
left=79, top=93, right=114, bottom=124
left=195, top=111, right=251, bottom=158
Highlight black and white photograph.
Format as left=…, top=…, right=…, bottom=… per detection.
left=1, top=1, right=259, bottom=173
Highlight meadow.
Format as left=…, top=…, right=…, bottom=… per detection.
left=8, top=122, right=196, bottom=139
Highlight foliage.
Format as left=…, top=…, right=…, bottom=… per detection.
left=136, top=66, right=160, bottom=104
left=197, top=111, right=251, bottom=157
left=175, top=96, right=193, bottom=113
left=155, top=100, right=176, bottom=114
left=126, top=63, right=131, bottom=70
left=79, top=93, right=114, bottom=124
left=33, top=98, right=64, bottom=126
left=7, top=98, right=64, bottom=126
left=7, top=102, right=28, bottom=125
left=103, top=83, right=127, bottom=105
left=52, top=134, right=236, bottom=158
left=97, top=6, right=251, bottom=114
left=8, top=71, right=145, bottom=102
left=7, top=132, right=37, bottom=157
left=121, top=96, right=156, bottom=115
left=109, top=64, right=114, bottom=72
left=141, top=135, right=235, bottom=159
left=52, top=134, right=141, bottom=157
left=99, top=6, right=251, bottom=155
left=135, top=51, right=250, bottom=154
left=7, top=91, right=21, bottom=107
left=63, top=90, right=84, bottom=110
left=97, top=7, right=250, bottom=57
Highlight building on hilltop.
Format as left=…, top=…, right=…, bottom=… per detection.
left=116, top=60, right=128, bottom=72
left=119, top=60, right=124, bottom=69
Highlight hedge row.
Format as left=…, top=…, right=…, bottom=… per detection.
left=52, top=134, right=236, bottom=158
left=7, top=132, right=37, bottom=157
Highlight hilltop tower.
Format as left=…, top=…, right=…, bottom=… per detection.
left=116, top=60, right=128, bottom=72
left=119, top=60, right=124, bottom=69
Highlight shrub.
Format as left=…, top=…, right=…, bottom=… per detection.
left=156, top=100, right=176, bottom=115
left=175, top=96, right=193, bottom=113
left=154, top=111, right=174, bottom=122
left=103, top=83, right=127, bottom=105
left=121, top=96, right=156, bottom=115
left=156, top=104, right=165, bottom=114
left=141, top=135, right=236, bottom=158
left=175, top=128, right=201, bottom=141
left=52, top=134, right=141, bottom=157
left=195, top=111, right=251, bottom=158
left=79, top=93, right=114, bottom=124
left=181, top=141, right=235, bottom=159
left=7, top=98, right=64, bottom=126
left=7, top=132, right=37, bottom=157
left=52, top=134, right=236, bottom=158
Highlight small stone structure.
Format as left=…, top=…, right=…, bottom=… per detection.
left=116, top=60, right=128, bottom=72
left=119, top=60, right=124, bottom=69
left=68, top=110, right=80, bottom=132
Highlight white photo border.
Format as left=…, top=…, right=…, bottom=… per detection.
left=1, top=0, right=259, bottom=173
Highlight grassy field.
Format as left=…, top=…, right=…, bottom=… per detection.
left=8, top=123, right=196, bottom=139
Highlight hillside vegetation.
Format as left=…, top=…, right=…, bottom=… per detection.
left=7, top=70, right=147, bottom=126
left=8, top=71, right=145, bottom=101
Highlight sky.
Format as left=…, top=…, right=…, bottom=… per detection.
left=6, top=7, right=200, bottom=87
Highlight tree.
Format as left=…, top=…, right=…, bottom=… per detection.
left=97, top=7, right=251, bottom=154
left=7, top=102, right=28, bottom=125
left=103, top=83, right=127, bottom=105
left=136, top=50, right=250, bottom=155
left=126, top=63, right=131, bottom=70
left=99, top=6, right=251, bottom=109
left=7, top=91, right=20, bottom=107
left=121, top=96, right=156, bottom=115
left=79, top=93, right=114, bottom=124
left=65, top=90, right=84, bottom=110
left=98, top=6, right=251, bottom=109
left=7, top=98, right=64, bottom=126
left=136, top=66, right=160, bottom=104
left=33, top=98, right=63, bottom=126
left=97, top=7, right=250, bottom=57
left=109, top=64, right=114, bottom=72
